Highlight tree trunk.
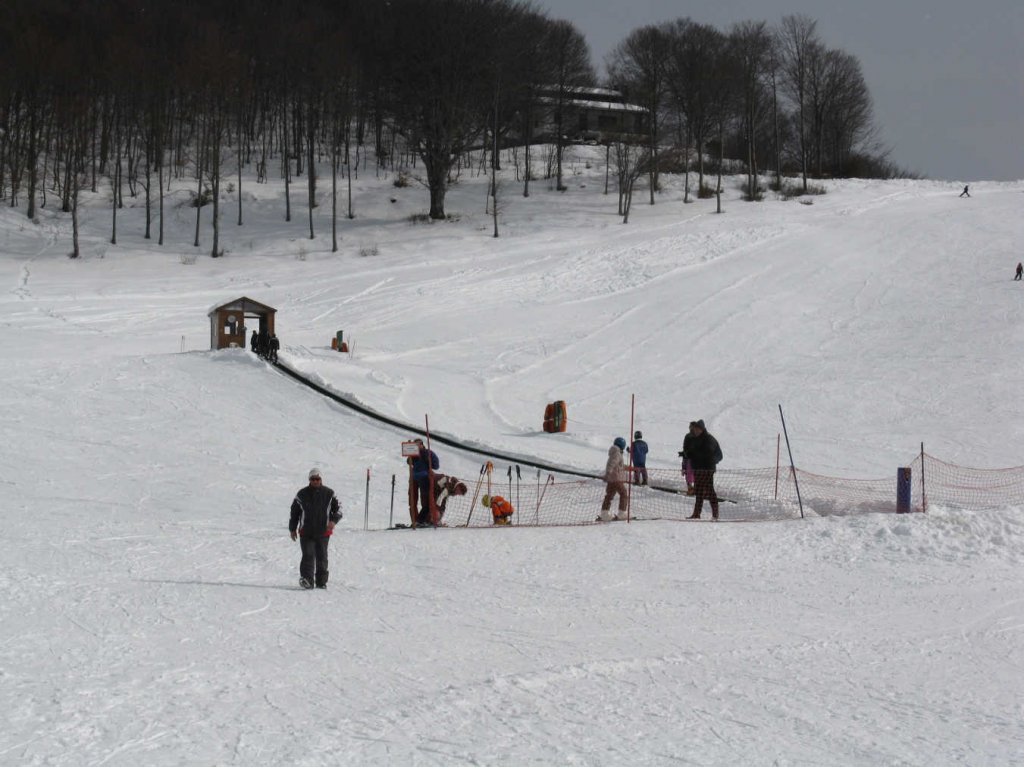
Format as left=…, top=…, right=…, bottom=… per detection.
left=283, top=98, right=291, bottom=222
left=331, top=138, right=338, bottom=252
left=211, top=118, right=220, bottom=258
left=307, top=103, right=315, bottom=240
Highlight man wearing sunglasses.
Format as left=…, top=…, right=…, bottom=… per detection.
left=289, top=468, right=342, bottom=589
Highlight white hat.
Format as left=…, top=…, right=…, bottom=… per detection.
left=308, top=467, right=322, bottom=479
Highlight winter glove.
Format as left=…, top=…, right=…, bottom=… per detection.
left=290, top=530, right=297, bottom=541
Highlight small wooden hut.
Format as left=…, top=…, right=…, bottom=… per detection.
left=208, top=297, right=276, bottom=350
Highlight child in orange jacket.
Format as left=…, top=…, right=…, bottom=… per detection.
left=482, top=494, right=514, bottom=525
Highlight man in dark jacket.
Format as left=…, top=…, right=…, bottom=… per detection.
left=409, top=439, right=440, bottom=524
left=289, top=468, right=342, bottom=589
left=686, top=420, right=722, bottom=520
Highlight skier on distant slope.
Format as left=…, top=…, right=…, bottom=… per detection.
left=289, top=468, right=342, bottom=589
left=1015, top=262, right=1022, bottom=281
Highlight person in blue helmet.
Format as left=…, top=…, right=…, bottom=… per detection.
left=629, top=430, right=649, bottom=486
left=599, top=437, right=629, bottom=521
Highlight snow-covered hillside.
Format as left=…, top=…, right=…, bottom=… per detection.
left=1, top=149, right=1022, bottom=765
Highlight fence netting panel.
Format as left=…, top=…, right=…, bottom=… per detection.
left=427, top=453, right=1022, bottom=528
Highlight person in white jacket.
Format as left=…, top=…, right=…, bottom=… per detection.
left=599, top=437, right=629, bottom=521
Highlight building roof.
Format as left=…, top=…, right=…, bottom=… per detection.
left=207, top=296, right=277, bottom=317
left=537, top=96, right=648, bottom=114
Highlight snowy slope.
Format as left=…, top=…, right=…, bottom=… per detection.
left=1, top=149, right=1023, bottom=765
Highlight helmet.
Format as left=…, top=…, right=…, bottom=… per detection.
left=481, top=494, right=491, bottom=507
left=613, top=437, right=627, bottom=449
left=634, top=431, right=643, bottom=440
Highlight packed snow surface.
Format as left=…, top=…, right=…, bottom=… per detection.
left=1, top=149, right=1022, bottom=764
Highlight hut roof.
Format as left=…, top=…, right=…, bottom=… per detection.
left=207, top=297, right=277, bottom=317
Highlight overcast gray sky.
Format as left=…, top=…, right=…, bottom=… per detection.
left=539, top=0, right=1024, bottom=181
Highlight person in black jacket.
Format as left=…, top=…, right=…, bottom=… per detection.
left=289, top=468, right=342, bottom=589
left=686, top=420, right=722, bottom=520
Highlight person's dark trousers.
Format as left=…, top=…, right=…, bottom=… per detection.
left=416, top=478, right=433, bottom=522
left=692, top=469, right=719, bottom=519
left=300, top=536, right=330, bottom=586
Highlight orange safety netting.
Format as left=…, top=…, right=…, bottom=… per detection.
left=427, top=453, right=1024, bottom=528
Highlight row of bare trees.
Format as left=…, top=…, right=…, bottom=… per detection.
left=0, top=0, right=598, bottom=253
left=606, top=14, right=899, bottom=205
left=0, top=1, right=901, bottom=256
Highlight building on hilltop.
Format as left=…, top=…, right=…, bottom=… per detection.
left=533, top=86, right=648, bottom=144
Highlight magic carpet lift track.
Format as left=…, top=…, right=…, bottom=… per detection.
left=271, top=359, right=602, bottom=482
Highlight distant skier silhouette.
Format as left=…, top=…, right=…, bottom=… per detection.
left=959, top=185, right=970, bottom=198
left=1015, top=262, right=1023, bottom=281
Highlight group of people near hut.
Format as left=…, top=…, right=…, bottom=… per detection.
left=250, top=329, right=280, bottom=362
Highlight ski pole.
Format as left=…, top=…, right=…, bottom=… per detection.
left=364, top=468, right=371, bottom=530
left=515, top=465, right=521, bottom=526
left=484, top=461, right=494, bottom=524
left=507, top=465, right=512, bottom=499
left=389, top=474, right=396, bottom=529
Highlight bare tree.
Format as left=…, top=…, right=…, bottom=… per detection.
left=777, top=14, right=820, bottom=192
left=611, top=140, right=649, bottom=223
left=728, top=21, right=773, bottom=200
left=383, top=0, right=509, bottom=218
left=545, top=19, right=596, bottom=192
left=607, top=23, right=671, bottom=204
left=820, top=50, right=876, bottom=176
left=665, top=20, right=725, bottom=197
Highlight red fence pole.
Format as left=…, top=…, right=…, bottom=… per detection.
left=627, top=394, right=635, bottom=522
left=425, top=414, right=439, bottom=526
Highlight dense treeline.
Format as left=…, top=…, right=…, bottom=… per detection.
left=0, top=0, right=900, bottom=256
